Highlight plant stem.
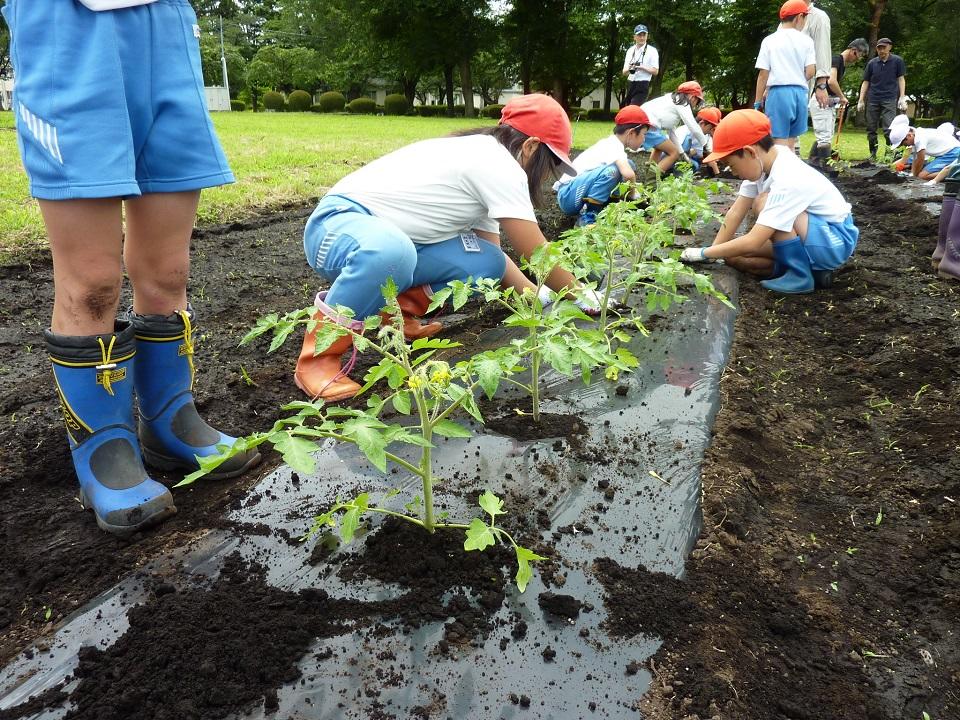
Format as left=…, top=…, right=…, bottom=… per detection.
left=528, top=327, right=541, bottom=422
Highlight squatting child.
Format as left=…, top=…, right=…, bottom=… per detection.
left=554, top=105, right=655, bottom=226
left=680, top=109, right=859, bottom=295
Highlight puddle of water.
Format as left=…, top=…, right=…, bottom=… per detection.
left=1, top=269, right=738, bottom=720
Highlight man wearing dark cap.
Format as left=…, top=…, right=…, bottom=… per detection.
left=856, top=37, right=907, bottom=162
left=622, top=24, right=659, bottom=106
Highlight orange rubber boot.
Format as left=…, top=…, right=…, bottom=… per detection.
left=294, top=316, right=362, bottom=402
left=387, top=285, right=443, bottom=340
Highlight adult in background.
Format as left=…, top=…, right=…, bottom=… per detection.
left=856, top=37, right=907, bottom=162
left=807, top=38, right=869, bottom=168
left=622, top=24, right=660, bottom=107
left=801, top=0, right=833, bottom=141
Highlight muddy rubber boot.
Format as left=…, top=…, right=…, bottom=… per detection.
left=575, top=201, right=603, bottom=228
left=937, top=204, right=960, bottom=281
left=131, top=307, right=261, bottom=479
left=382, top=285, right=442, bottom=340
left=935, top=176, right=960, bottom=268
left=45, top=322, right=176, bottom=535
left=294, top=292, right=364, bottom=402
left=812, top=270, right=834, bottom=289
left=760, top=237, right=814, bottom=294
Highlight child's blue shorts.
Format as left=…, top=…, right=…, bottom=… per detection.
left=925, top=147, right=960, bottom=174
left=765, top=85, right=808, bottom=139
left=2, top=0, right=233, bottom=200
left=642, top=129, right=670, bottom=151
left=804, top=213, right=858, bottom=270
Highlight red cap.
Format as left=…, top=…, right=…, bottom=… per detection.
left=702, top=109, right=771, bottom=164
left=499, top=94, right=576, bottom=175
left=696, top=107, right=722, bottom=126
left=779, top=0, right=808, bottom=19
left=676, top=81, right=704, bottom=101
left=614, top=105, right=656, bottom=128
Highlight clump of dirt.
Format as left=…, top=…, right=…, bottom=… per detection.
left=872, top=167, right=907, bottom=184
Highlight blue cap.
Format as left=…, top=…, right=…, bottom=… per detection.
left=634, top=24, right=648, bottom=34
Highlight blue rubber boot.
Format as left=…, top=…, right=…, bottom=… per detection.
left=45, top=322, right=176, bottom=535
left=760, top=237, right=814, bottom=294
left=130, top=307, right=261, bottom=479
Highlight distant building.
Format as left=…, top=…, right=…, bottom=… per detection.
left=0, top=77, right=13, bottom=111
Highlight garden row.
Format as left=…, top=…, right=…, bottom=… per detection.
left=189, top=169, right=730, bottom=591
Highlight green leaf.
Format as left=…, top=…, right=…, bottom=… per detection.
left=272, top=433, right=319, bottom=475
left=240, top=313, right=280, bottom=346
left=340, top=417, right=390, bottom=472
left=392, top=390, right=412, bottom=415
left=478, top=490, right=505, bottom=519
left=427, top=286, right=453, bottom=313
left=411, top=337, right=461, bottom=351
left=452, top=280, right=473, bottom=309
left=464, top=518, right=496, bottom=551
left=432, top=419, right=472, bottom=438
left=514, top=545, right=547, bottom=593
left=340, top=493, right=370, bottom=543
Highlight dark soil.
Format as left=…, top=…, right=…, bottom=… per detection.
left=1, top=172, right=957, bottom=719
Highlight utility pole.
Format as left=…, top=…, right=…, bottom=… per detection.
left=219, top=15, right=230, bottom=99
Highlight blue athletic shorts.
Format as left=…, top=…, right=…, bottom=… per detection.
left=765, top=85, right=808, bottom=139
left=804, top=213, right=858, bottom=270
left=925, top=147, right=960, bottom=174
left=556, top=161, right=633, bottom=215
left=304, top=195, right=506, bottom=318
left=642, top=129, right=670, bottom=151
left=2, top=0, right=233, bottom=200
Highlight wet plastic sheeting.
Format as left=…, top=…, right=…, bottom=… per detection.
left=0, top=269, right=738, bottom=720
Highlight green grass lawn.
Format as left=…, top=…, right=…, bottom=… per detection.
left=0, top=110, right=879, bottom=253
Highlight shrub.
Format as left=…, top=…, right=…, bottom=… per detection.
left=347, top=97, right=377, bottom=114
left=482, top=104, right=504, bottom=119
left=383, top=93, right=409, bottom=115
left=230, top=100, right=246, bottom=112
left=417, top=104, right=445, bottom=117
left=586, top=108, right=617, bottom=122
left=567, top=107, right=587, bottom=121
left=287, top=90, right=312, bottom=112
left=262, top=91, right=285, bottom=112
left=310, top=104, right=323, bottom=113
left=317, top=91, right=346, bottom=113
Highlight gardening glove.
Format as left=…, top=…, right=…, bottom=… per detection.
left=897, top=96, right=908, bottom=112
left=857, top=100, right=865, bottom=113
left=680, top=247, right=710, bottom=263
left=575, top=288, right=609, bottom=316
left=536, top=285, right=555, bottom=308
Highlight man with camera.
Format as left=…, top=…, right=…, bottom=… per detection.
left=622, top=24, right=659, bottom=106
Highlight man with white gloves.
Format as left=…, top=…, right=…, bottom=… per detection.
left=856, top=37, right=907, bottom=162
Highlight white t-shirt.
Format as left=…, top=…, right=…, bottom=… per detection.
left=913, top=127, right=960, bottom=157
left=739, top=146, right=851, bottom=231
left=555, top=134, right=627, bottom=187
left=674, top=126, right=712, bottom=157
left=641, top=94, right=708, bottom=148
left=329, top=135, right=537, bottom=244
left=755, top=28, right=816, bottom=88
left=623, top=44, right=660, bottom=82
left=79, top=0, right=157, bottom=9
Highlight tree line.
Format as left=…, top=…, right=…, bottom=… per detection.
left=0, top=1, right=956, bottom=121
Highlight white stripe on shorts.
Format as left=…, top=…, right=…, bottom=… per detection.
left=17, top=102, right=64, bottom=166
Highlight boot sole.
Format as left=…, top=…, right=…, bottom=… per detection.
left=79, top=488, right=177, bottom=537
left=142, top=446, right=262, bottom=481
left=293, top=374, right=359, bottom=403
